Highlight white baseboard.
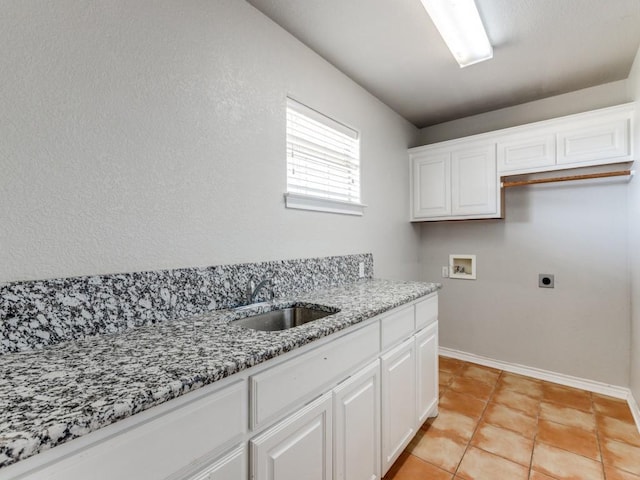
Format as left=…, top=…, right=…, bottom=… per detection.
left=439, top=347, right=628, bottom=398
left=439, top=347, right=640, bottom=436
left=629, top=391, right=640, bottom=432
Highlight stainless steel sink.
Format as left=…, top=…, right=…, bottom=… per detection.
left=231, top=305, right=337, bottom=331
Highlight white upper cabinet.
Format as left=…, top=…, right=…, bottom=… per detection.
left=451, top=143, right=497, bottom=217
left=498, top=104, right=633, bottom=174
left=410, top=142, right=499, bottom=221
left=410, top=103, right=634, bottom=221
left=556, top=114, right=630, bottom=166
left=497, top=132, right=556, bottom=173
left=411, top=152, right=450, bottom=218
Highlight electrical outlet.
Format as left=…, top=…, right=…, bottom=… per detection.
left=442, top=266, right=449, bottom=278
left=539, top=274, right=554, bottom=288
left=358, top=262, right=365, bottom=278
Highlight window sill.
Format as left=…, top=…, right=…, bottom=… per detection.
left=284, top=193, right=366, bottom=216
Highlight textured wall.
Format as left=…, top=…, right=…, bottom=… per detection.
left=0, top=253, right=373, bottom=353
left=419, top=183, right=629, bottom=385
left=0, top=1, right=420, bottom=283
left=628, top=45, right=640, bottom=402
left=415, top=80, right=631, bottom=146
left=417, top=89, right=632, bottom=386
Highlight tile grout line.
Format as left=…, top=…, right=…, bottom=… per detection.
left=526, top=381, right=541, bottom=479
left=430, top=361, right=475, bottom=478
left=536, top=393, right=618, bottom=470
left=485, top=368, right=541, bottom=479
left=432, top=358, right=640, bottom=480
left=534, top=379, right=604, bottom=479
left=417, top=362, right=463, bottom=478
left=449, top=363, right=470, bottom=479
left=592, top=392, right=608, bottom=480
left=443, top=361, right=544, bottom=479
left=450, top=362, right=501, bottom=479
left=478, top=368, right=540, bottom=477
left=466, top=365, right=551, bottom=478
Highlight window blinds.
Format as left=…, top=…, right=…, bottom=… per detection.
left=286, top=98, right=361, bottom=205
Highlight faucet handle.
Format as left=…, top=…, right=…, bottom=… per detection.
left=246, top=274, right=257, bottom=302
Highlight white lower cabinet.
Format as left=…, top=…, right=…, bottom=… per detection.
left=380, top=337, right=416, bottom=474
left=3, top=295, right=438, bottom=480
left=2, top=380, right=247, bottom=480
left=250, top=392, right=333, bottom=480
left=416, top=322, right=438, bottom=424
left=333, top=360, right=381, bottom=480
left=188, top=445, right=247, bottom=480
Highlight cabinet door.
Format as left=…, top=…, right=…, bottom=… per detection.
left=415, top=294, right=437, bottom=331
left=333, top=360, right=381, bottom=480
left=250, top=322, right=379, bottom=431
left=557, top=116, right=631, bottom=165
left=451, top=144, right=498, bottom=216
left=415, top=323, right=438, bottom=426
left=380, top=338, right=416, bottom=475
left=411, top=152, right=451, bottom=219
left=497, top=133, right=556, bottom=173
left=188, top=444, right=246, bottom=480
left=12, top=381, right=247, bottom=480
left=251, top=392, right=332, bottom=480
left=380, top=305, right=415, bottom=351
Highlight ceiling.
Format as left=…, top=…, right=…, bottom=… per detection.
left=247, top=0, right=640, bottom=128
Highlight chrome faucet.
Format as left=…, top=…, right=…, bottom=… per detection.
left=246, top=274, right=275, bottom=304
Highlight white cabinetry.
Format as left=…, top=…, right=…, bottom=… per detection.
left=379, top=295, right=439, bottom=476
left=251, top=358, right=385, bottom=480
left=416, top=322, right=438, bottom=425
left=4, top=294, right=439, bottom=480
left=497, top=132, right=556, bottom=173
left=451, top=144, right=498, bottom=216
left=412, top=153, right=450, bottom=218
left=380, top=338, right=416, bottom=473
left=556, top=114, right=630, bottom=166
left=249, top=323, right=379, bottom=430
left=410, top=142, right=499, bottom=221
left=4, top=380, right=247, bottom=480
left=381, top=305, right=415, bottom=350
left=251, top=392, right=333, bottom=480
left=189, top=445, right=247, bottom=480
left=411, top=103, right=634, bottom=221
left=333, top=361, right=381, bottom=480
left=252, top=294, right=439, bottom=480
left=498, top=104, right=633, bottom=174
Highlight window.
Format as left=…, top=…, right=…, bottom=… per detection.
left=284, top=98, right=365, bottom=216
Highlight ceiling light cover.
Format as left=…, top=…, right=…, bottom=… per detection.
left=420, top=0, right=493, bottom=67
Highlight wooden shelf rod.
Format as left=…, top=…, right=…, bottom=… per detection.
left=502, top=170, right=633, bottom=188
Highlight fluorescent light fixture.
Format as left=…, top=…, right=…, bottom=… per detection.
left=420, top=0, right=493, bottom=68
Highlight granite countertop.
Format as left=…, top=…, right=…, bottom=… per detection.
left=0, top=278, right=439, bottom=469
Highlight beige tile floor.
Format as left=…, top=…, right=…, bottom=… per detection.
left=385, top=356, right=640, bottom=480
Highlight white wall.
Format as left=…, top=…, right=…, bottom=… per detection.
left=418, top=90, right=632, bottom=386
left=416, top=80, right=630, bottom=145
left=0, top=0, right=420, bottom=283
left=628, top=45, right=640, bottom=402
